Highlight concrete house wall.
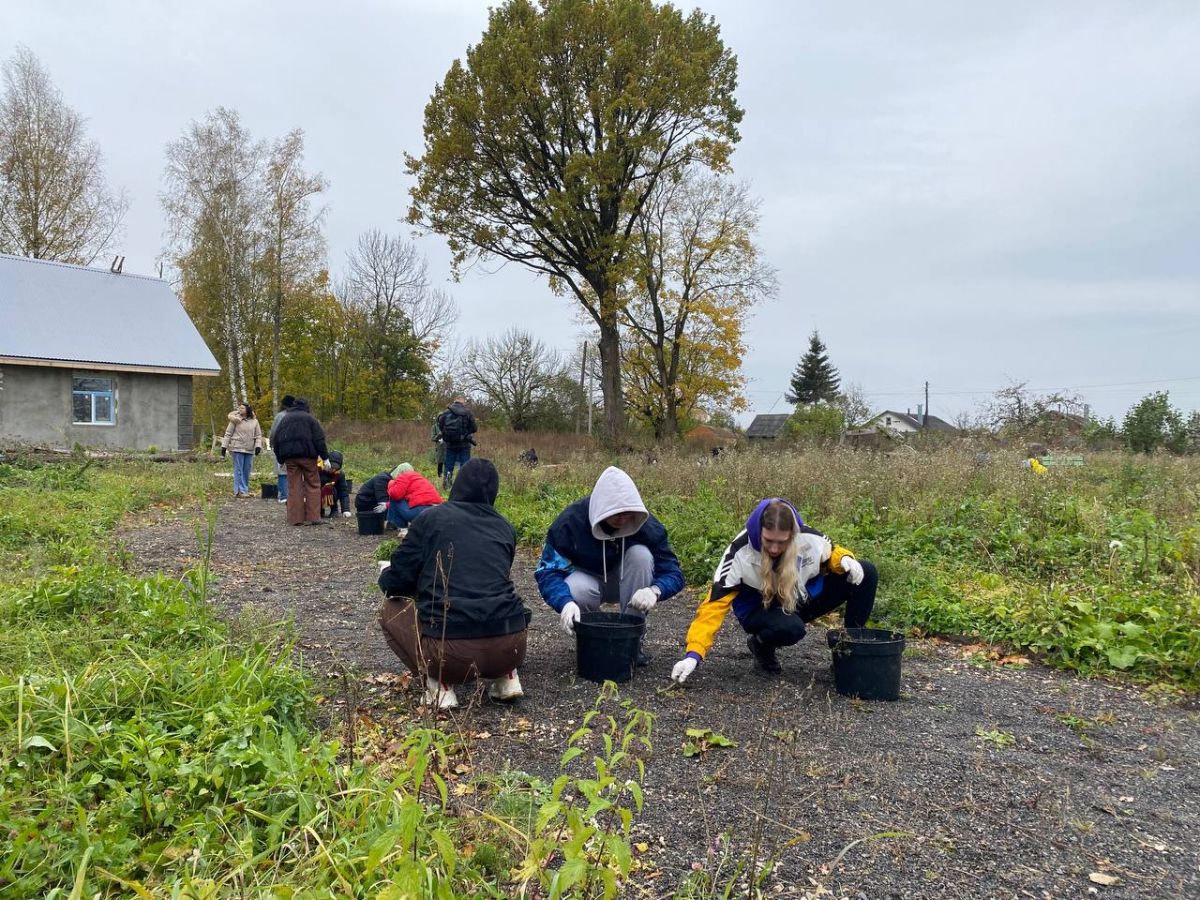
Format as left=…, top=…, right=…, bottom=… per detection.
left=0, top=364, right=194, bottom=450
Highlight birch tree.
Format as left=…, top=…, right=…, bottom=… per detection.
left=0, top=45, right=127, bottom=264
left=261, top=130, right=327, bottom=411
left=162, top=107, right=265, bottom=406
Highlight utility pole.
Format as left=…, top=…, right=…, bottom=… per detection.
left=924, top=381, right=929, bottom=427
left=587, top=358, right=594, bottom=437
left=576, top=341, right=587, bottom=434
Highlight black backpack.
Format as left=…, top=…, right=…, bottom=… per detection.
left=441, top=410, right=467, bottom=444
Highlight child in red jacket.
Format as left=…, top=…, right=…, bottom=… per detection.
left=386, top=463, right=443, bottom=530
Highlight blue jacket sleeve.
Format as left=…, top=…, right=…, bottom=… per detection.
left=535, top=541, right=576, bottom=612
left=646, top=517, right=685, bottom=600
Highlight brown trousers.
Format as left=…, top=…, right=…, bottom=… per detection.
left=379, top=598, right=527, bottom=685
left=285, top=458, right=322, bottom=525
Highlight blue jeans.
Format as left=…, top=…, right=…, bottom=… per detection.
left=387, top=500, right=432, bottom=529
left=232, top=451, right=253, bottom=495
left=277, top=472, right=288, bottom=500
left=443, top=445, right=471, bottom=488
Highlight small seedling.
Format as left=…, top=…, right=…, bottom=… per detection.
left=975, top=726, right=1015, bottom=748
left=682, top=727, right=737, bottom=758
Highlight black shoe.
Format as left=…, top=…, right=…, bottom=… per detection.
left=747, top=635, right=781, bottom=675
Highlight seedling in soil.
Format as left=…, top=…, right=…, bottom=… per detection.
left=1057, top=713, right=1091, bottom=732
left=975, top=726, right=1015, bottom=748
left=682, top=727, right=737, bottom=758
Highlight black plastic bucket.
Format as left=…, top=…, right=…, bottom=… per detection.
left=827, top=628, right=905, bottom=701
left=261, top=483, right=278, bottom=500
left=357, top=511, right=385, bottom=535
left=575, top=612, right=645, bottom=684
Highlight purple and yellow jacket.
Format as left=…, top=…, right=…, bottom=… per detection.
left=683, top=499, right=858, bottom=661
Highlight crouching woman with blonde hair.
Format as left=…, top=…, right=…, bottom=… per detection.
left=670, top=499, right=877, bottom=682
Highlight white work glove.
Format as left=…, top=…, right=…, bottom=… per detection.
left=841, top=556, right=864, bottom=585
left=629, top=587, right=658, bottom=612
left=373, top=502, right=388, bottom=514
left=559, top=601, right=581, bottom=635
left=378, top=560, right=390, bottom=572
left=671, top=656, right=698, bottom=683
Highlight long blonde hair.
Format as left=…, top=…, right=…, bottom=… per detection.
left=758, top=501, right=800, bottom=612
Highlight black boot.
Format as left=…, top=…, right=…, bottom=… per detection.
left=747, top=634, right=781, bottom=675
left=635, top=634, right=651, bottom=667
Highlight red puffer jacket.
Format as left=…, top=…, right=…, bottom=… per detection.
left=387, top=471, right=443, bottom=508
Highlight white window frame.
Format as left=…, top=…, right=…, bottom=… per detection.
left=72, top=375, right=117, bottom=426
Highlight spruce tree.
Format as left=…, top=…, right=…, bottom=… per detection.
left=786, top=330, right=841, bottom=405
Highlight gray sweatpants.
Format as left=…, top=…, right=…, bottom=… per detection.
left=566, top=543, right=654, bottom=619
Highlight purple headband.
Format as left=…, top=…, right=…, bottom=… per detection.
left=745, top=498, right=803, bottom=551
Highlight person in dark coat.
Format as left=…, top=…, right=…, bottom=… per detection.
left=271, top=398, right=328, bottom=525
left=355, top=468, right=398, bottom=515
left=378, top=458, right=529, bottom=709
left=436, top=397, right=478, bottom=489
left=267, top=395, right=295, bottom=503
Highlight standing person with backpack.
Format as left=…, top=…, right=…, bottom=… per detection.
left=436, top=396, right=477, bottom=489
left=267, top=395, right=295, bottom=503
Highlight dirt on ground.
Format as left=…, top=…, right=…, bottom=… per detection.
left=121, top=497, right=1200, bottom=899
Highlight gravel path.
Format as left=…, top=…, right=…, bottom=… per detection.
left=121, top=498, right=1200, bottom=899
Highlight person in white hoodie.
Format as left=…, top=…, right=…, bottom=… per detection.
left=534, top=466, right=685, bottom=665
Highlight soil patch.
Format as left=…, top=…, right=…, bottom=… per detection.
left=120, top=498, right=1200, bottom=898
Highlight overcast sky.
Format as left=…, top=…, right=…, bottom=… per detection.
left=7, top=0, right=1198, bottom=423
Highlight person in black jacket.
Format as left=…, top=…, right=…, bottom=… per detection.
left=436, top=397, right=478, bottom=489
left=355, top=467, right=399, bottom=515
left=271, top=398, right=329, bottom=525
left=378, top=458, right=529, bottom=709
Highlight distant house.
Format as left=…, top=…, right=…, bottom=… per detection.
left=746, top=413, right=792, bottom=442
left=864, top=407, right=958, bottom=436
left=0, top=254, right=220, bottom=450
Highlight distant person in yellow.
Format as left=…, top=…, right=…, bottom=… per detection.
left=670, top=498, right=877, bottom=682
left=1025, top=443, right=1048, bottom=474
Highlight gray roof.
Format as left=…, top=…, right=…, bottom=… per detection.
left=872, top=410, right=958, bottom=432
left=746, top=413, right=792, bottom=438
left=0, top=254, right=220, bottom=374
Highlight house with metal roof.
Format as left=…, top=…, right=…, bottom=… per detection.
left=0, top=253, right=220, bottom=450
left=863, top=407, right=958, bottom=435
left=746, top=413, right=792, bottom=441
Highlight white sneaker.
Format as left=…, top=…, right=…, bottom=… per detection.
left=277, top=497, right=287, bottom=503
left=422, top=676, right=459, bottom=709
left=488, top=670, right=524, bottom=701
left=342, top=511, right=352, bottom=518
left=398, top=528, right=409, bottom=539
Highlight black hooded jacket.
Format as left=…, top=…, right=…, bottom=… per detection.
left=355, top=471, right=393, bottom=512
left=378, top=458, right=528, bottom=640
left=271, top=400, right=329, bottom=463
